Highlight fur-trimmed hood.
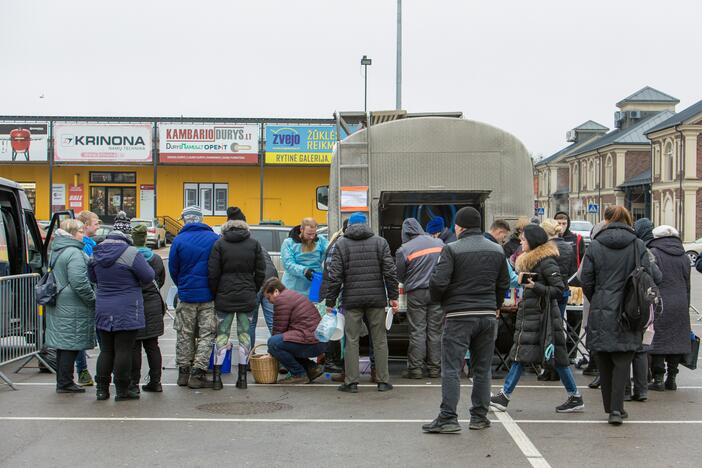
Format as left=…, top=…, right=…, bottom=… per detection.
left=516, top=241, right=559, bottom=273
left=221, top=220, right=251, bottom=243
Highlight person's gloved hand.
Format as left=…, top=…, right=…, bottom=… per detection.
left=304, top=269, right=315, bottom=281
left=544, top=343, right=555, bottom=360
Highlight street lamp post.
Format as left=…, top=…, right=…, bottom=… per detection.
left=361, top=55, right=372, bottom=112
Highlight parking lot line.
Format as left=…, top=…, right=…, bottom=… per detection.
left=493, top=410, right=552, bottom=468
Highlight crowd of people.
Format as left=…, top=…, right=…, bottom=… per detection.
left=44, top=202, right=695, bottom=430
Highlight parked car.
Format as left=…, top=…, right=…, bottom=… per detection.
left=569, top=220, right=593, bottom=247
left=683, top=237, right=702, bottom=266
left=93, top=224, right=114, bottom=244
left=131, top=218, right=167, bottom=248
left=212, top=224, right=291, bottom=272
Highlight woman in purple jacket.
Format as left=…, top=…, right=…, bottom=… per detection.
left=89, top=231, right=154, bottom=401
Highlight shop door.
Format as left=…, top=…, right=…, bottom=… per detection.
left=90, top=186, right=137, bottom=223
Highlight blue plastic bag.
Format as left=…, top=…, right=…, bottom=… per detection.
left=308, top=272, right=324, bottom=302
left=208, top=345, right=232, bottom=374
left=315, top=311, right=337, bottom=342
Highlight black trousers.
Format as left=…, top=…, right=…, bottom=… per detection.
left=131, top=337, right=162, bottom=383
left=97, top=330, right=138, bottom=387
left=596, top=351, right=634, bottom=414
left=651, top=354, right=683, bottom=376
left=56, top=349, right=79, bottom=389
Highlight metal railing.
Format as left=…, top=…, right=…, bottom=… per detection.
left=0, top=273, right=52, bottom=390
left=158, top=215, right=183, bottom=240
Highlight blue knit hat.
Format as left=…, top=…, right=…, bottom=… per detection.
left=426, top=216, right=445, bottom=235
left=348, top=212, right=367, bottom=225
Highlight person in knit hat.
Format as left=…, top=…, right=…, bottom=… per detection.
left=426, top=216, right=456, bottom=244
left=113, top=211, right=132, bottom=235
left=226, top=206, right=246, bottom=222
left=129, top=224, right=166, bottom=393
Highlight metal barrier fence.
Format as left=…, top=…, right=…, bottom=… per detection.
left=0, top=273, right=49, bottom=390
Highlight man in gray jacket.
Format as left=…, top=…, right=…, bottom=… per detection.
left=395, top=218, right=444, bottom=379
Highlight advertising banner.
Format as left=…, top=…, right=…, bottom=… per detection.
left=68, top=184, right=84, bottom=210
left=0, top=122, right=49, bottom=162
left=52, top=184, right=66, bottom=211
left=54, top=123, right=152, bottom=162
left=265, top=125, right=354, bottom=165
left=159, top=123, right=259, bottom=164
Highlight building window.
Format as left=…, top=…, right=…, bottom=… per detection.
left=605, top=155, right=613, bottom=188
left=581, top=162, right=588, bottom=190
left=664, top=141, right=674, bottom=181
left=90, top=172, right=137, bottom=184
left=183, top=183, right=228, bottom=216
left=653, top=146, right=661, bottom=177
left=572, top=165, right=579, bottom=192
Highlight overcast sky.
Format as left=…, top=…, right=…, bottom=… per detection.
left=1, top=0, right=700, bottom=157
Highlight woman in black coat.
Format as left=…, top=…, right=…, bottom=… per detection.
left=130, top=225, right=166, bottom=393
left=490, top=225, right=584, bottom=414
left=581, top=206, right=651, bottom=425
left=647, top=225, right=691, bottom=392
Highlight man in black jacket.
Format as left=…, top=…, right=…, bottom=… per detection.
left=422, top=207, right=510, bottom=433
left=325, top=212, right=399, bottom=393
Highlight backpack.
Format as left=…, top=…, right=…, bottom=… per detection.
left=620, top=241, right=661, bottom=332
left=35, top=250, right=68, bottom=306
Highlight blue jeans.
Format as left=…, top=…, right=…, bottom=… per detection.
left=75, top=350, right=87, bottom=373
left=503, top=362, right=579, bottom=396
left=267, top=334, right=327, bottom=376
left=249, top=291, right=274, bottom=345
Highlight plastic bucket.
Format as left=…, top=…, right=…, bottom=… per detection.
left=308, top=272, right=324, bottom=302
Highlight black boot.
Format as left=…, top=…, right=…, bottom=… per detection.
left=236, top=364, right=248, bottom=389
left=648, top=374, right=665, bottom=392
left=128, top=380, right=141, bottom=395
left=583, top=356, right=599, bottom=376
left=212, top=365, right=223, bottom=391
left=115, top=381, right=140, bottom=401
left=188, top=368, right=213, bottom=389
left=177, top=367, right=191, bottom=387
left=142, top=369, right=163, bottom=392
left=665, top=370, right=678, bottom=391
left=588, top=375, right=601, bottom=389
left=96, top=376, right=110, bottom=401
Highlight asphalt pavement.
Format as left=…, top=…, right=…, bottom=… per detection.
left=1, top=252, right=702, bottom=468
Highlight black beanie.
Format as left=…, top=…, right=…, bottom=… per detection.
left=454, top=206, right=481, bottom=229
left=523, top=224, right=549, bottom=250
left=226, top=206, right=246, bottom=222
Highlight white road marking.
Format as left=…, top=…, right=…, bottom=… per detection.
left=493, top=410, right=551, bottom=468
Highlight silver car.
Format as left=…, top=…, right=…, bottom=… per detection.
left=131, top=218, right=167, bottom=248
left=212, top=224, right=292, bottom=272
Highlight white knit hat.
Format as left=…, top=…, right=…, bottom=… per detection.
left=652, top=225, right=679, bottom=239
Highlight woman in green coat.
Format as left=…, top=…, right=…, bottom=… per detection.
left=45, top=219, right=96, bottom=393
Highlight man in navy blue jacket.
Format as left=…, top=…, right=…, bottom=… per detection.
left=169, top=206, right=220, bottom=388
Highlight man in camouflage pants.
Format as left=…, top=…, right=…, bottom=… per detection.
left=168, top=206, right=220, bottom=388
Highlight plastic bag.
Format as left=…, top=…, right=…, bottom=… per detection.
left=315, top=311, right=337, bottom=342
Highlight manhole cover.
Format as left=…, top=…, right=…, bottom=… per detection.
left=196, top=401, right=292, bottom=415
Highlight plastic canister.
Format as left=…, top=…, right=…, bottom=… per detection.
left=398, top=283, right=407, bottom=311
left=308, top=272, right=324, bottom=302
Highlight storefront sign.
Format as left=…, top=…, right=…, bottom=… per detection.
left=0, top=122, right=49, bottom=162
left=54, top=123, right=152, bottom=162
left=159, top=123, right=259, bottom=164
left=52, top=184, right=66, bottom=211
left=68, top=184, right=84, bottom=210
left=265, top=125, right=348, bottom=165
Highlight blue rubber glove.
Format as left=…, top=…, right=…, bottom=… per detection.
left=544, top=343, right=555, bottom=360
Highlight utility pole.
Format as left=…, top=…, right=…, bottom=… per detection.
left=361, top=55, right=372, bottom=112
left=396, top=0, right=402, bottom=110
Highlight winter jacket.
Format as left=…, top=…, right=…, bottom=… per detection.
left=552, top=237, right=577, bottom=293
left=438, top=228, right=457, bottom=244
left=581, top=222, right=651, bottom=353
left=395, top=219, right=443, bottom=293
left=262, top=247, right=278, bottom=282
left=485, top=232, right=519, bottom=288
left=169, top=223, right=219, bottom=303
left=429, top=228, right=510, bottom=316
left=325, top=223, right=399, bottom=309
left=509, top=242, right=569, bottom=367
left=281, top=225, right=329, bottom=296
left=89, top=231, right=155, bottom=332
left=555, top=211, right=586, bottom=266
left=208, top=221, right=266, bottom=314
left=136, top=247, right=166, bottom=340
left=503, top=236, right=521, bottom=259
left=82, top=236, right=97, bottom=256
left=649, top=236, right=691, bottom=355
left=319, top=229, right=344, bottom=304
left=272, top=289, right=322, bottom=344
left=45, top=233, right=96, bottom=351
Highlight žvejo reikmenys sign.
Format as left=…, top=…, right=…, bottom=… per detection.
left=158, top=123, right=259, bottom=164
left=54, top=123, right=152, bottom=162
left=265, top=125, right=348, bottom=165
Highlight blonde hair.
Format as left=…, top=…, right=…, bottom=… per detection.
left=301, top=217, right=318, bottom=229
left=515, top=217, right=530, bottom=233
left=61, top=219, right=84, bottom=235
left=541, top=218, right=563, bottom=238
left=77, top=210, right=98, bottom=225
left=300, top=218, right=318, bottom=252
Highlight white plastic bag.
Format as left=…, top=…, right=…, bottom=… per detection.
left=315, top=312, right=337, bottom=342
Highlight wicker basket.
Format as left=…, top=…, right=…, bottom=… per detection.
left=249, top=344, right=279, bottom=384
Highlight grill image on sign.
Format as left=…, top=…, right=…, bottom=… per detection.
left=196, top=401, right=293, bottom=416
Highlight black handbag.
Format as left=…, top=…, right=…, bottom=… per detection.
left=682, top=333, right=700, bottom=371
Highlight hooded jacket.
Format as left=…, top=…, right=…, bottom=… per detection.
left=89, top=231, right=155, bottom=332
left=325, top=223, right=399, bottom=309
left=551, top=236, right=577, bottom=291
left=429, top=228, right=510, bottom=316
left=581, top=222, right=651, bottom=353
left=633, top=218, right=664, bottom=285
left=136, top=246, right=166, bottom=340
left=648, top=236, right=691, bottom=355
left=208, top=221, right=266, bottom=313
left=438, top=228, right=457, bottom=244
left=82, top=236, right=97, bottom=256
left=169, top=222, right=219, bottom=303
left=281, top=225, right=329, bottom=297
left=45, top=232, right=96, bottom=351
left=272, top=289, right=322, bottom=344
left=554, top=211, right=586, bottom=266
left=509, top=241, right=569, bottom=366
left=395, top=219, right=444, bottom=293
